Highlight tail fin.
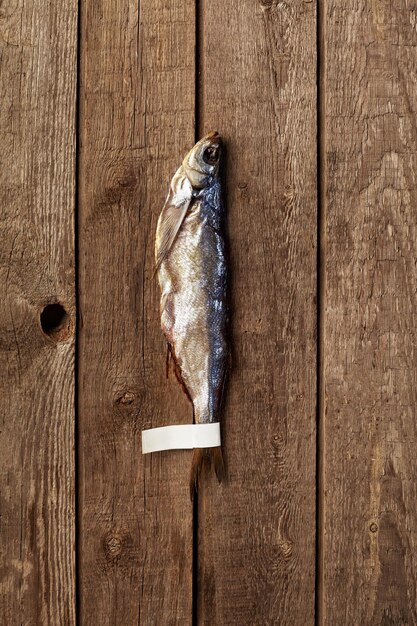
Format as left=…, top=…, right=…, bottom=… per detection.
left=189, top=446, right=225, bottom=500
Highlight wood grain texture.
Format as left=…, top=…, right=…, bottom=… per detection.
left=197, top=1, right=317, bottom=624
left=78, top=1, right=195, bottom=623
left=323, top=1, right=417, bottom=623
left=0, top=0, right=77, bottom=624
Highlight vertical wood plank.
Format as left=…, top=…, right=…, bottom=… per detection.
left=323, top=1, right=417, bottom=623
left=197, top=1, right=317, bottom=623
left=78, top=1, right=195, bottom=623
left=0, top=1, right=77, bottom=624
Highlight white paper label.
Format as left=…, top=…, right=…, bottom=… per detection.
left=141, top=422, right=221, bottom=454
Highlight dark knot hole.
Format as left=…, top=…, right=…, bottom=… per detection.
left=40, top=302, right=71, bottom=342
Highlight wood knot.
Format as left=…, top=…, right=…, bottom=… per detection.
left=113, top=388, right=143, bottom=426
left=40, top=302, right=73, bottom=342
left=116, top=391, right=136, bottom=406
left=271, top=433, right=283, bottom=449
left=117, top=173, right=138, bottom=189
left=103, top=532, right=123, bottom=560
left=370, top=522, right=378, bottom=533
left=279, top=539, right=293, bottom=559
left=283, top=186, right=295, bottom=199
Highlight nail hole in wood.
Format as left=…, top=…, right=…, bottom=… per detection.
left=40, top=302, right=71, bottom=342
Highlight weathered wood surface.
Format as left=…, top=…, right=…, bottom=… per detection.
left=78, top=1, right=195, bottom=623
left=0, top=0, right=77, bottom=624
left=4, top=0, right=417, bottom=623
left=197, top=1, right=317, bottom=623
left=323, top=1, right=417, bottom=624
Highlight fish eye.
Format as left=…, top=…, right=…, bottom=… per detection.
left=203, top=145, right=219, bottom=165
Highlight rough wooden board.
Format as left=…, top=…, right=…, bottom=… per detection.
left=323, top=2, right=417, bottom=623
left=78, top=1, right=195, bottom=623
left=0, top=1, right=77, bottom=624
left=197, top=1, right=317, bottom=624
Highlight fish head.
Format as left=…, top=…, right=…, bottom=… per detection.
left=182, top=131, right=222, bottom=189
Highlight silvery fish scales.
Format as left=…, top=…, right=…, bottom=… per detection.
left=155, top=132, right=228, bottom=495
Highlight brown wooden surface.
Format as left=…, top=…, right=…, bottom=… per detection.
left=323, top=1, right=417, bottom=624
left=4, top=0, right=417, bottom=623
left=0, top=0, right=77, bottom=624
left=197, top=1, right=317, bottom=623
left=78, top=0, right=195, bottom=623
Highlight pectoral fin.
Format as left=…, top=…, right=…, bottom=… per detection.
left=155, top=168, right=193, bottom=271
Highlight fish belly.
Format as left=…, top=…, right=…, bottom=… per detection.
left=159, top=202, right=227, bottom=424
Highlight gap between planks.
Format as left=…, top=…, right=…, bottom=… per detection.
left=74, top=0, right=82, bottom=623
left=192, top=1, right=203, bottom=625
left=316, top=0, right=327, bottom=624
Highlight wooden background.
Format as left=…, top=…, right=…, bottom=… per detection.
left=1, top=0, right=416, bottom=624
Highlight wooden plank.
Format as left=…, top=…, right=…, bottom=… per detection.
left=0, top=1, right=77, bottom=624
left=78, top=1, right=195, bottom=623
left=323, top=2, right=417, bottom=623
left=197, top=1, right=317, bottom=623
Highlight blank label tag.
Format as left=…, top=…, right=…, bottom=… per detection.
left=141, top=423, right=221, bottom=454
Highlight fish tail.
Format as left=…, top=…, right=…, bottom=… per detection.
left=190, top=448, right=204, bottom=500
left=189, top=446, right=225, bottom=500
left=211, top=446, right=225, bottom=483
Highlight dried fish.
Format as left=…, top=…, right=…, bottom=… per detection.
left=155, top=132, right=228, bottom=497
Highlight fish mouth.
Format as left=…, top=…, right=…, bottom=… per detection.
left=203, top=130, right=220, bottom=141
